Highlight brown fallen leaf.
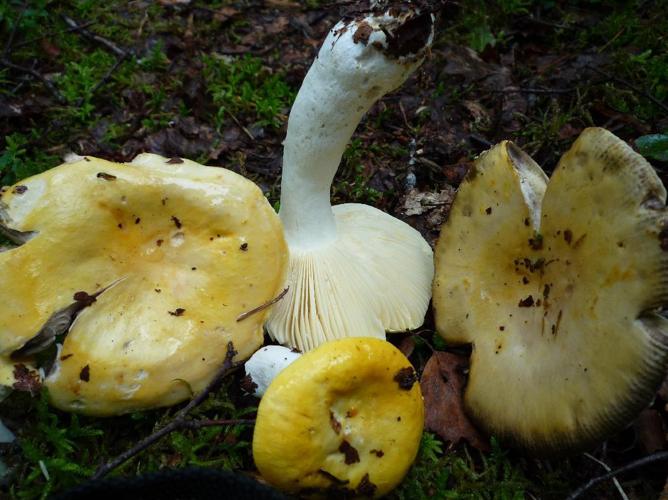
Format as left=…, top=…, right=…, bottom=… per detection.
left=633, top=409, right=666, bottom=454
left=399, top=188, right=455, bottom=240
left=397, top=336, right=415, bottom=358
left=213, top=6, right=239, bottom=23
left=421, top=352, right=490, bottom=451
left=12, top=364, right=42, bottom=396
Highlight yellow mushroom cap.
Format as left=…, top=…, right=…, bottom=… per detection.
left=433, top=128, right=668, bottom=454
left=252, top=337, right=424, bottom=497
left=0, top=153, right=287, bottom=415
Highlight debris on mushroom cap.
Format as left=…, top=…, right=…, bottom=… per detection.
left=252, top=337, right=424, bottom=497
left=432, top=127, right=668, bottom=454
left=0, top=153, right=287, bottom=415
left=244, top=345, right=302, bottom=397
left=267, top=5, right=436, bottom=352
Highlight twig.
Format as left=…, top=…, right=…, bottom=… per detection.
left=12, top=21, right=96, bottom=49
left=61, top=14, right=127, bottom=57
left=218, top=41, right=280, bottom=57
left=60, top=14, right=133, bottom=107
left=76, top=51, right=130, bottom=107
left=184, top=418, right=255, bottom=429
left=0, top=4, right=67, bottom=103
left=3, top=3, right=27, bottom=60
left=583, top=452, right=629, bottom=500
left=224, top=108, right=256, bottom=141
left=597, top=27, right=624, bottom=53
left=567, top=451, right=668, bottom=499
left=137, top=10, right=149, bottom=38
left=0, top=59, right=65, bottom=103
left=586, top=65, right=668, bottom=114
left=237, top=288, right=289, bottom=322
left=489, top=87, right=575, bottom=94
left=91, top=342, right=241, bottom=480
left=523, top=16, right=575, bottom=31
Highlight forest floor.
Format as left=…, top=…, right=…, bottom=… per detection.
left=1, top=0, right=668, bottom=498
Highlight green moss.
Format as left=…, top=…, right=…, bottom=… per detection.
left=5, top=382, right=257, bottom=499
left=394, top=435, right=531, bottom=500
left=202, top=53, right=295, bottom=129
left=0, top=132, right=59, bottom=186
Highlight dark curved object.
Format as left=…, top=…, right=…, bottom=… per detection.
left=51, top=467, right=289, bottom=500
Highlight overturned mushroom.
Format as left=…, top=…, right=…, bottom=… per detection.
left=252, top=337, right=424, bottom=497
left=0, top=154, right=287, bottom=415
left=266, top=4, right=435, bottom=352
left=433, top=128, right=668, bottom=454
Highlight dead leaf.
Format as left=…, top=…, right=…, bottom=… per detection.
left=463, top=100, right=491, bottom=128
left=633, top=409, right=666, bottom=454
left=397, top=336, right=415, bottom=358
left=12, top=364, right=42, bottom=395
left=213, top=7, right=239, bottom=23
left=658, top=368, right=668, bottom=401
left=500, top=87, right=528, bottom=133
left=421, top=352, right=490, bottom=451
left=401, top=189, right=454, bottom=217
left=144, top=118, right=221, bottom=159
left=41, top=39, right=60, bottom=58
left=266, top=16, right=290, bottom=35
left=558, top=123, right=582, bottom=140
left=264, top=0, right=300, bottom=8
left=399, top=187, right=455, bottom=236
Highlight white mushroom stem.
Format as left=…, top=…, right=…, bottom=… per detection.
left=279, top=9, right=434, bottom=250
left=267, top=7, right=436, bottom=351
left=244, top=345, right=301, bottom=397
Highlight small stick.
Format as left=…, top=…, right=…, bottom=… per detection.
left=0, top=59, right=65, bottom=103
left=76, top=51, right=130, bottom=107
left=583, top=452, right=629, bottom=500
left=91, top=342, right=240, bottom=480
left=567, top=451, right=668, bottom=500
left=2, top=3, right=27, bottom=59
left=586, top=65, right=668, bottom=114
left=61, top=14, right=127, bottom=57
left=184, top=418, right=255, bottom=430
left=489, top=87, right=575, bottom=94
left=236, top=288, right=289, bottom=322
left=12, top=21, right=96, bottom=49
left=224, top=108, right=256, bottom=141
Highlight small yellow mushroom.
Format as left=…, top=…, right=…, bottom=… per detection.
left=252, top=337, right=424, bottom=497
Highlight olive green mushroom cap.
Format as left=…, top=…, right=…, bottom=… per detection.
left=433, top=128, right=668, bottom=454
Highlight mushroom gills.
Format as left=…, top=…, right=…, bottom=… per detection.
left=433, top=127, right=668, bottom=454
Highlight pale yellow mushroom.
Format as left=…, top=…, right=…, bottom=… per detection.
left=433, top=128, right=668, bottom=454
left=0, top=153, right=287, bottom=416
